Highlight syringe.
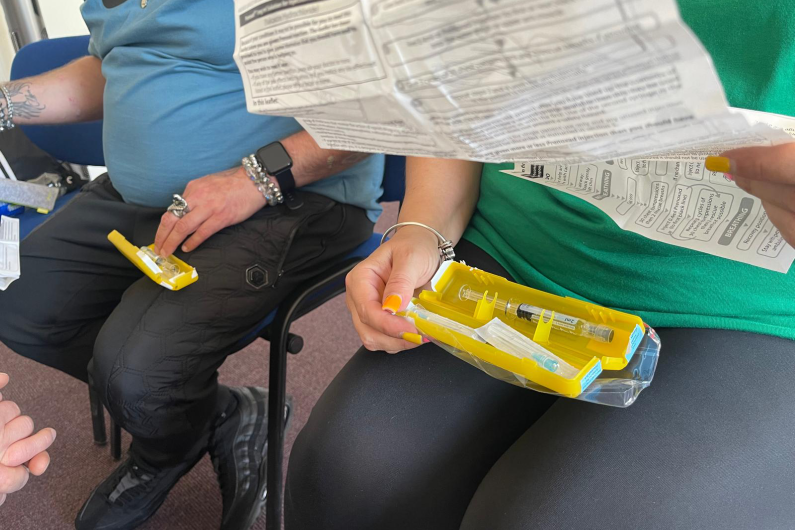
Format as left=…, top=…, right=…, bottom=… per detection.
left=476, top=317, right=579, bottom=377
left=139, top=247, right=181, bottom=279
left=459, top=285, right=614, bottom=343
left=408, top=303, right=484, bottom=342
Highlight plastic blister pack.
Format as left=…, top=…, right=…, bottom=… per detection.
left=401, top=262, right=661, bottom=407
left=108, top=230, right=199, bottom=291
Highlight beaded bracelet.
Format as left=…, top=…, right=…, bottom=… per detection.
left=242, top=155, right=283, bottom=207
left=0, top=86, right=14, bottom=131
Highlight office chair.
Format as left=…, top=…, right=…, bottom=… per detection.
left=12, top=35, right=406, bottom=530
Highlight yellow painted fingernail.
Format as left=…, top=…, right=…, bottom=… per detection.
left=401, top=332, right=424, bottom=345
left=705, top=156, right=732, bottom=173
left=382, top=294, right=402, bottom=314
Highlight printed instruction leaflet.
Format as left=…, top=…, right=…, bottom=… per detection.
left=233, top=0, right=795, bottom=272
left=0, top=215, right=20, bottom=290
left=233, top=0, right=790, bottom=163
left=500, top=109, right=795, bottom=273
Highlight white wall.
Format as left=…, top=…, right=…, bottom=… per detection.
left=0, top=0, right=88, bottom=79
left=0, top=9, right=13, bottom=78
left=38, top=0, right=88, bottom=38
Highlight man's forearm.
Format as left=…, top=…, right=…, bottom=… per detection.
left=2, top=56, right=104, bottom=126
left=280, top=130, right=372, bottom=187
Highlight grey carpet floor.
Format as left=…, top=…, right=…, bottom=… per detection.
left=0, top=203, right=398, bottom=529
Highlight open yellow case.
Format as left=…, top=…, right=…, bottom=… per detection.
left=402, top=262, right=655, bottom=401
left=108, top=230, right=198, bottom=291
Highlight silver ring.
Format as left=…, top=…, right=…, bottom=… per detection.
left=167, top=194, right=190, bottom=218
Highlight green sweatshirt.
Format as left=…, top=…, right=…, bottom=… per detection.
left=464, top=0, right=795, bottom=339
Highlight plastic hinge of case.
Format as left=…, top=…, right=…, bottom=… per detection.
left=532, top=310, right=554, bottom=344
left=474, top=290, right=497, bottom=321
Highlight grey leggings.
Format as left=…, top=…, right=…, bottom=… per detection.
left=285, top=240, right=795, bottom=530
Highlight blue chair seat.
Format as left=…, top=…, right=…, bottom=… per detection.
left=19, top=191, right=79, bottom=240
left=11, top=37, right=104, bottom=167
left=349, top=231, right=383, bottom=259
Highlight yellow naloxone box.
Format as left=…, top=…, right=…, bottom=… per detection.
left=108, top=230, right=198, bottom=291
left=404, top=262, right=645, bottom=397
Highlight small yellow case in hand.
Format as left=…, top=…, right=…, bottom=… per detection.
left=108, top=230, right=198, bottom=291
left=401, top=262, right=646, bottom=398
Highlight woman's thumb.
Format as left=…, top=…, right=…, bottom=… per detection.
left=715, top=143, right=795, bottom=184
left=381, top=250, right=433, bottom=314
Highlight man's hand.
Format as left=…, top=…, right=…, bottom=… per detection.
left=154, top=166, right=266, bottom=257
left=0, top=373, right=56, bottom=506
left=707, top=143, right=795, bottom=247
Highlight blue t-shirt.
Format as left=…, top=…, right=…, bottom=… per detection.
left=80, top=0, right=384, bottom=222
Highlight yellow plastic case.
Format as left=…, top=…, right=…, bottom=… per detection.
left=108, top=230, right=198, bottom=291
left=404, top=262, right=645, bottom=397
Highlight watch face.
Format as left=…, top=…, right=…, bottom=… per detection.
left=257, top=143, right=293, bottom=174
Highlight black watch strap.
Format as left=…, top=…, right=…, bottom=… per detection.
left=255, top=141, right=303, bottom=210
left=273, top=168, right=303, bottom=210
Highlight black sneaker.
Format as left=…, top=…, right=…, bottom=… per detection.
left=209, top=387, right=291, bottom=530
left=74, top=450, right=204, bottom=530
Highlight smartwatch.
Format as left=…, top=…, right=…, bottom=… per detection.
left=256, top=141, right=303, bottom=210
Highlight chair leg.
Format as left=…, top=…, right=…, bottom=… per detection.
left=266, top=321, right=290, bottom=530
left=88, top=383, right=107, bottom=446
left=111, top=419, right=122, bottom=461
left=262, top=258, right=361, bottom=530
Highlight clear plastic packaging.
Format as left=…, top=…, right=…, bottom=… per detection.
left=402, top=262, right=661, bottom=407
left=476, top=318, right=580, bottom=379
left=138, top=246, right=182, bottom=280
left=108, top=231, right=199, bottom=291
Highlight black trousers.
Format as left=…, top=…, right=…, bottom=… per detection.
left=0, top=175, right=373, bottom=466
left=285, top=240, right=795, bottom=530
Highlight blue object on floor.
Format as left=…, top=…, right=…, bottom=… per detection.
left=0, top=203, right=23, bottom=217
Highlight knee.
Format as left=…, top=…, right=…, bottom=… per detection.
left=0, top=299, right=82, bottom=377
left=0, top=304, right=30, bottom=353
left=286, top=347, right=477, bottom=530
left=285, top=400, right=415, bottom=530
left=90, top=323, right=192, bottom=438
left=285, top=413, right=367, bottom=529
left=90, top=327, right=139, bottom=426
left=0, top=296, right=51, bottom=348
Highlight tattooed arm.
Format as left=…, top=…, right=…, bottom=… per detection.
left=2, top=56, right=104, bottom=126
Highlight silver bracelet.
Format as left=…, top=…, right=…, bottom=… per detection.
left=242, top=155, right=283, bottom=207
left=380, top=222, right=456, bottom=263
left=0, top=86, right=14, bottom=131
left=243, top=155, right=277, bottom=205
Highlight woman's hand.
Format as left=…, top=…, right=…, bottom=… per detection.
left=346, top=156, right=482, bottom=353
left=707, top=143, right=795, bottom=247
left=0, top=373, right=56, bottom=506
left=345, top=226, right=441, bottom=353
left=154, top=166, right=267, bottom=257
